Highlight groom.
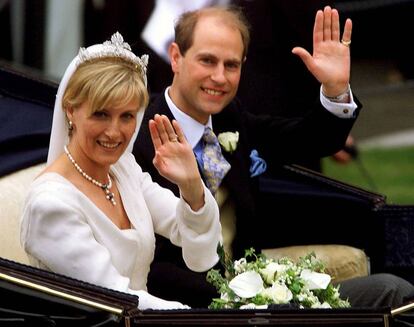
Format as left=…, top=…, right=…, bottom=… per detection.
left=133, top=5, right=414, bottom=308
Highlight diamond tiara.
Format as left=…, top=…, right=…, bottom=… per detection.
left=77, top=32, right=148, bottom=84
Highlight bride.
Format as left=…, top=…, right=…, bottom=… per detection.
left=20, top=32, right=221, bottom=310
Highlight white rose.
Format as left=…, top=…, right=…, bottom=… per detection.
left=234, top=258, right=247, bottom=273
left=229, top=271, right=264, bottom=298
left=300, top=269, right=331, bottom=290
left=260, top=284, right=293, bottom=304
left=259, top=262, right=288, bottom=284
left=218, top=131, right=239, bottom=153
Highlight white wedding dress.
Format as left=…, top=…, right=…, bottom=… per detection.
left=20, top=152, right=221, bottom=309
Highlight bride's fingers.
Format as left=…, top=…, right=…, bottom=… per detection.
left=161, top=115, right=179, bottom=142
left=172, top=120, right=186, bottom=143
left=153, top=114, right=170, bottom=144
left=149, top=119, right=162, bottom=149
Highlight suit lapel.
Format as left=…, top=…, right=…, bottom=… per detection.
left=154, top=96, right=253, bottom=205
left=212, top=112, right=253, bottom=203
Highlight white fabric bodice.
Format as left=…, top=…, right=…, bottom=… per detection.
left=20, top=153, right=221, bottom=309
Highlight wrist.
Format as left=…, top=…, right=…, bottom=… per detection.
left=180, top=180, right=205, bottom=211
left=322, top=85, right=351, bottom=103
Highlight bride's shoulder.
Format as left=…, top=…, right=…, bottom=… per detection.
left=28, top=155, right=76, bottom=196
left=38, top=154, right=71, bottom=179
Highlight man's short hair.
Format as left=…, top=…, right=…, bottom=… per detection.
left=174, top=5, right=251, bottom=59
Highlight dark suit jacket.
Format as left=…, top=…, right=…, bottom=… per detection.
left=133, top=91, right=362, bottom=257
left=132, top=91, right=361, bottom=307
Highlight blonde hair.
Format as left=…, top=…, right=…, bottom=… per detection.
left=62, top=57, right=149, bottom=116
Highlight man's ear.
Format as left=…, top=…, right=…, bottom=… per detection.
left=169, top=42, right=182, bottom=73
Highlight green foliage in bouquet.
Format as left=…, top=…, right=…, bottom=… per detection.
left=207, top=245, right=350, bottom=309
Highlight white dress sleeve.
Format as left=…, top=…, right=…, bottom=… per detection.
left=20, top=182, right=188, bottom=310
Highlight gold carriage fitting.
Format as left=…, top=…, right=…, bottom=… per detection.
left=1, top=257, right=414, bottom=326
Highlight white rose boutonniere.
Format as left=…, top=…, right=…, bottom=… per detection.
left=218, top=131, right=239, bottom=153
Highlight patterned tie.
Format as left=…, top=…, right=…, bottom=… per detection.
left=202, top=127, right=231, bottom=194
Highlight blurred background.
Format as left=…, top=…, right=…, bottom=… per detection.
left=1, top=0, right=414, bottom=203
left=322, top=0, right=414, bottom=204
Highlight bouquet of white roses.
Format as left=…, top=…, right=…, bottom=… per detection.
left=207, top=246, right=350, bottom=309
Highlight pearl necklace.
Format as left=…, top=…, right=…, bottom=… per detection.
left=64, top=145, right=116, bottom=206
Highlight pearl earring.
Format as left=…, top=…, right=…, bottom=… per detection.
left=68, top=120, right=73, bottom=131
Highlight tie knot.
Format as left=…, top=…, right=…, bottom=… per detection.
left=203, top=127, right=218, bottom=145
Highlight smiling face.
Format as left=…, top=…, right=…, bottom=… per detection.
left=61, top=57, right=148, bottom=174
left=169, top=15, right=244, bottom=124
left=67, top=99, right=139, bottom=172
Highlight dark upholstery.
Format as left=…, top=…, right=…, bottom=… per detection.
left=0, top=63, right=56, bottom=177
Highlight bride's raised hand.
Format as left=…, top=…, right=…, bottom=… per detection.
left=149, top=114, right=204, bottom=210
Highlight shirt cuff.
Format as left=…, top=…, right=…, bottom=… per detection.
left=320, top=85, right=358, bottom=119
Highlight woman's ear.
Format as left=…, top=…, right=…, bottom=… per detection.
left=66, top=106, right=76, bottom=128
left=169, top=42, right=182, bottom=73
left=66, top=107, right=74, bottom=122
left=65, top=107, right=75, bottom=135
